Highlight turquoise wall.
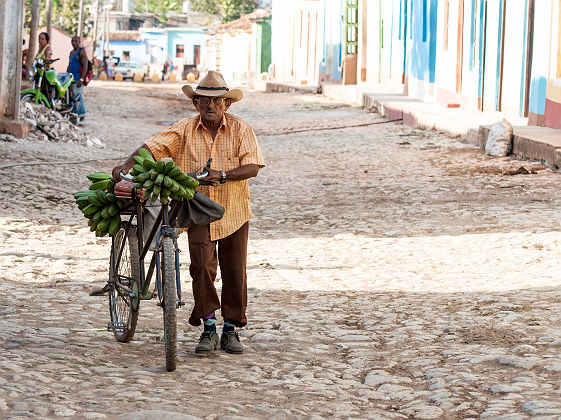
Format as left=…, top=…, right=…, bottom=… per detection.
left=405, top=0, right=438, bottom=83
left=528, top=2, right=549, bottom=117
left=167, top=30, right=206, bottom=62
left=319, top=0, right=343, bottom=81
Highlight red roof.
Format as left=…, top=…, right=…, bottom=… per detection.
left=109, top=31, right=141, bottom=41
left=208, top=10, right=270, bottom=33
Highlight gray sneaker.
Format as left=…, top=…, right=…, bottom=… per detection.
left=195, top=331, right=218, bottom=356
left=221, top=331, right=244, bottom=354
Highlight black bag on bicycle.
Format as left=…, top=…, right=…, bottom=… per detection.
left=169, top=191, right=225, bottom=228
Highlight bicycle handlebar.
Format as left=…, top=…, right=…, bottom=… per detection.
left=35, top=58, right=60, bottom=66
left=120, top=169, right=209, bottom=181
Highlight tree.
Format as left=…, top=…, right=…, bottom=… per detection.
left=27, top=0, right=41, bottom=74
left=45, top=0, right=52, bottom=38
left=134, top=0, right=182, bottom=25
left=190, top=0, right=257, bottom=23
left=50, top=0, right=85, bottom=36
left=24, top=0, right=92, bottom=38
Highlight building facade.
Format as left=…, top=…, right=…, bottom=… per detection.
left=203, top=10, right=271, bottom=80
left=270, top=0, right=561, bottom=128
left=271, top=0, right=324, bottom=84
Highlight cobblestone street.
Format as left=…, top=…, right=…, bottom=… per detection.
left=1, top=82, right=561, bottom=419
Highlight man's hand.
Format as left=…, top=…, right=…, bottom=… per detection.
left=112, top=144, right=151, bottom=182
left=112, top=164, right=129, bottom=181
left=203, top=164, right=259, bottom=185
left=77, top=80, right=83, bottom=88
left=204, top=168, right=223, bottom=183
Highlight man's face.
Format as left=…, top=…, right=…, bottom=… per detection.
left=193, top=96, right=231, bottom=126
left=71, top=37, right=80, bottom=49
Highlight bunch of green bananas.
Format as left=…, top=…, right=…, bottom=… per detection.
left=129, top=148, right=198, bottom=205
left=74, top=172, right=128, bottom=237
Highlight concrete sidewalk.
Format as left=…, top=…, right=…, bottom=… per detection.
left=265, top=81, right=561, bottom=169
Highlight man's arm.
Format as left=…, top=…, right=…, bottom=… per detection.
left=112, top=143, right=153, bottom=181
left=205, top=164, right=260, bottom=184
left=78, top=49, right=88, bottom=87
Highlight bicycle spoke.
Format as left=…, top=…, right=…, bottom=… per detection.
left=108, top=224, right=140, bottom=343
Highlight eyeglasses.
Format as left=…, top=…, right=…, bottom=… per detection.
left=194, top=96, right=225, bottom=106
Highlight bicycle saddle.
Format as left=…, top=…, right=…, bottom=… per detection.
left=56, top=72, right=73, bottom=85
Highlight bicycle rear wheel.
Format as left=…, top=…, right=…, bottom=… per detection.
left=109, top=223, right=140, bottom=343
left=161, top=235, right=177, bottom=372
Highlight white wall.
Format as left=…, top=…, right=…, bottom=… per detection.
left=271, top=0, right=323, bottom=84
left=202, top=36, right=217, bottom=73
left=500, top=3, right=526, bottom=115
left=220, top=31, right=252, bottom=80
left=435, top=1, right=459, bottom=96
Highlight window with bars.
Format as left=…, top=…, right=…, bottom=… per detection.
left=346, top=0, right=358, bottom=54
left=176, top=44, right=184, bottom=58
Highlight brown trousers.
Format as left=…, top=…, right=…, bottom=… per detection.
left=187, top=222, right=248, bottom=327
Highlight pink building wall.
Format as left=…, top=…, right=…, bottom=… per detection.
left=33, top=27, right=93, bottom=74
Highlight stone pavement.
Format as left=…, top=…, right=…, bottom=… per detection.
left=2, top=86, right=561, bottom=419
left=267, top=81, right=561, bottom=170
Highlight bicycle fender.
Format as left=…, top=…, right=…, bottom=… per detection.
left=56, top=77, right=74, bottom=96
left=61, top=76, right=74, bottom=90
left=45, top=69, right=57, bottom=84
left=20, top=89, right=49, bottom=106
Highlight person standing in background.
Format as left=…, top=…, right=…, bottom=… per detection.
left=67, top=36, right=88, bottom=122
left=22, top=39, right=28, bottom=80
left=34, top=32, right=53, bottom=67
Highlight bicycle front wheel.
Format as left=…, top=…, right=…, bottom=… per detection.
left=109, top=223, right=140, bottom=343
left=161, top=235, right=177, bottom=372
left=20, top=93, right=48, bottom=107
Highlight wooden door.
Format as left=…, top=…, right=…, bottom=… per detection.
left=193, top=45, right=200, bottom=65
left=523, top=0, right=535, bottom=117
left=344, top=0, right=358, bottom=84
left=456, top=0, right=464, bottom=93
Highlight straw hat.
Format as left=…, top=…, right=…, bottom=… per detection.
left=182, top=70, right=243, bottom=103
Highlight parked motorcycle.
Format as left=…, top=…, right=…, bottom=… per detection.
left=20, top=58, right=78, bottom=123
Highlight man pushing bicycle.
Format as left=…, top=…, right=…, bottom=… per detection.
left=112, top=71, right=265, bottom=355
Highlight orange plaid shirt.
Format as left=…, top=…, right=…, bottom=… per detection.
left=145, top=113, right=265, bottom=241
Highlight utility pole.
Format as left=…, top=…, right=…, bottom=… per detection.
left=0, top=0, right=29, bottom=137
left=92, top=0, right=99, bottom=57
left=27, top=0, right=41, bottom=76
left=104, top=4, right=111, bottom=58
left=78, top=0, right=85, bottom=38
left=46, top=0, right=52, bottom=40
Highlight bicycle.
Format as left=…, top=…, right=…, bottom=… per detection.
left=106, top=167, right=211, bottom=372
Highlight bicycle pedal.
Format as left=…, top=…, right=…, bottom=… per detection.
left=89, top=283, right=111, bottom=296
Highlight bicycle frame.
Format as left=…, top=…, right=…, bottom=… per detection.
left=110, top=164, right=212, bottom=313
left=112, top=199, right=184, bottom=310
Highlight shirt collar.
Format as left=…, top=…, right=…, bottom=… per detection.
left=195, top=114, right=228, bottom=131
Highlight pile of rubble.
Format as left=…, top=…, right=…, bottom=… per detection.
left=0, top=102, right=104, bottom=147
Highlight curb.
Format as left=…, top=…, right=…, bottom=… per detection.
left=265, top=82, right=320, bottom=94
left=266, top=81, right=561, bottom=169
